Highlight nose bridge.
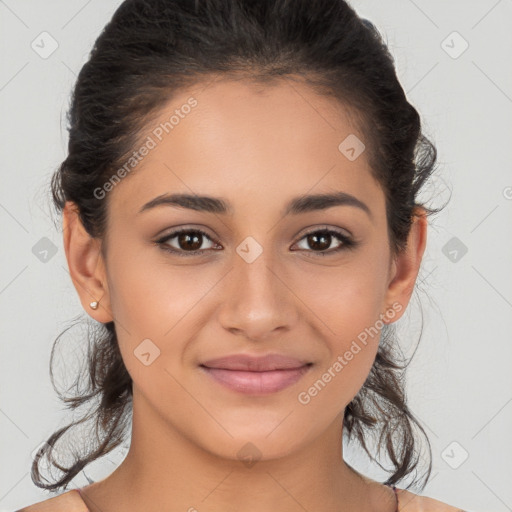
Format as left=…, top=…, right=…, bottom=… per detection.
left=233, top=236, right=283, bottom=303
left=218, top=234, right=297, bottom=338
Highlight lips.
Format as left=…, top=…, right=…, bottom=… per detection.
left=200, top=353, right=311, bottom=371
left=199, top=353, right=313, bottom=394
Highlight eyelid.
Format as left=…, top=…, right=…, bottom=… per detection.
left=156, top=226, right=214, bottom=240
left=156, top=224, right=353, bottom=241
left=295, top=224, right=353, bottom=239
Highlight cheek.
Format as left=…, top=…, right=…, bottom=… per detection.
left=104, top=242, right=219, bottom=383
left=106, top=239, right=216, bottom=335
left=295, top=253, right=389, bottom=341
left=294, top=288, right=384, bottom=427
left=291, top=255, right=389, bottom=404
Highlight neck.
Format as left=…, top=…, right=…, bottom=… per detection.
left=80, top=387, right=393, bottom=512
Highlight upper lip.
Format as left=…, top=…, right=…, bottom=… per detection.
left=200, top=354, right=311, bottom=371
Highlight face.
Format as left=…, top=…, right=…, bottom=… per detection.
left=65, top=77, right=426, bottom=463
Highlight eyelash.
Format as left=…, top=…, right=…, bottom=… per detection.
left=154, top=227, right=358, bottom=258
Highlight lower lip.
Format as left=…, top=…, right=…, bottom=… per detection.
left=200, top=365, right=312, bottom=394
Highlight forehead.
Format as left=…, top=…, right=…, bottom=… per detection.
left=108, top=77, right=385, bottom=218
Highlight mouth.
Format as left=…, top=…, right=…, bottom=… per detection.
left=199, top=354, right=313, bottom=395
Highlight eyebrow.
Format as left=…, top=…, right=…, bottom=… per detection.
left=139, top=191, right=372, bottom=219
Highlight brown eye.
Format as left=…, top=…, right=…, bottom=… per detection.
left=156, top=228, right=220, bottom=256
left=294, top=229, right=356, bottom=256
left=176, top=231, right=203, bottom=251
left=305, top=232, right=333, bottom=251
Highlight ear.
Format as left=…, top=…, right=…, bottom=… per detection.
left=62, top=201, right=113, bottom=323
left=382, top=206, right=428, bottom=323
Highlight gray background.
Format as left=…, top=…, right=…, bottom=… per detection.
left=1, top=1, right=511, bottom=511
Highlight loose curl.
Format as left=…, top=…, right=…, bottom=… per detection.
left=33, top=0, right=446, bottom=493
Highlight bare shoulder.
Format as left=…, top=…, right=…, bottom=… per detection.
left=16, top=490, right=88, bottom=512
left=397, top=488, right=467, bottom=512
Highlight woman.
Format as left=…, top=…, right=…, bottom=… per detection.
left=18, top=0, right=467, bottom=510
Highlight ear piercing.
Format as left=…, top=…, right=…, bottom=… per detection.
left=89, top=294, right=104, bottom=310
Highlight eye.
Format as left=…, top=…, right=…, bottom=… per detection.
left=292, top=228, right=357, bottom=256
left=155, top=228, right=221, bottom=257
left=155, top=226, right=358, bottom=257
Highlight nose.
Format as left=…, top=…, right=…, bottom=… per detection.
left=217, top=245, right=299, bottom=342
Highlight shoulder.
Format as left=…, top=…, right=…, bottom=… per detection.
left=15, top=490, right=89, bottom=512
left=397, top=488, right=467, bottom=511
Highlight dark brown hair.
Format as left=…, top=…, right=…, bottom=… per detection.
left=33, top=0, right=445, bottom=492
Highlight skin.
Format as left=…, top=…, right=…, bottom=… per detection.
left=61, top=76, right=428, bottom=512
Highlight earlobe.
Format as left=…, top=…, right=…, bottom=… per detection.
left=62, top=201, right=113, bottom=323
left=382, top=207, right=428, bottom=324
